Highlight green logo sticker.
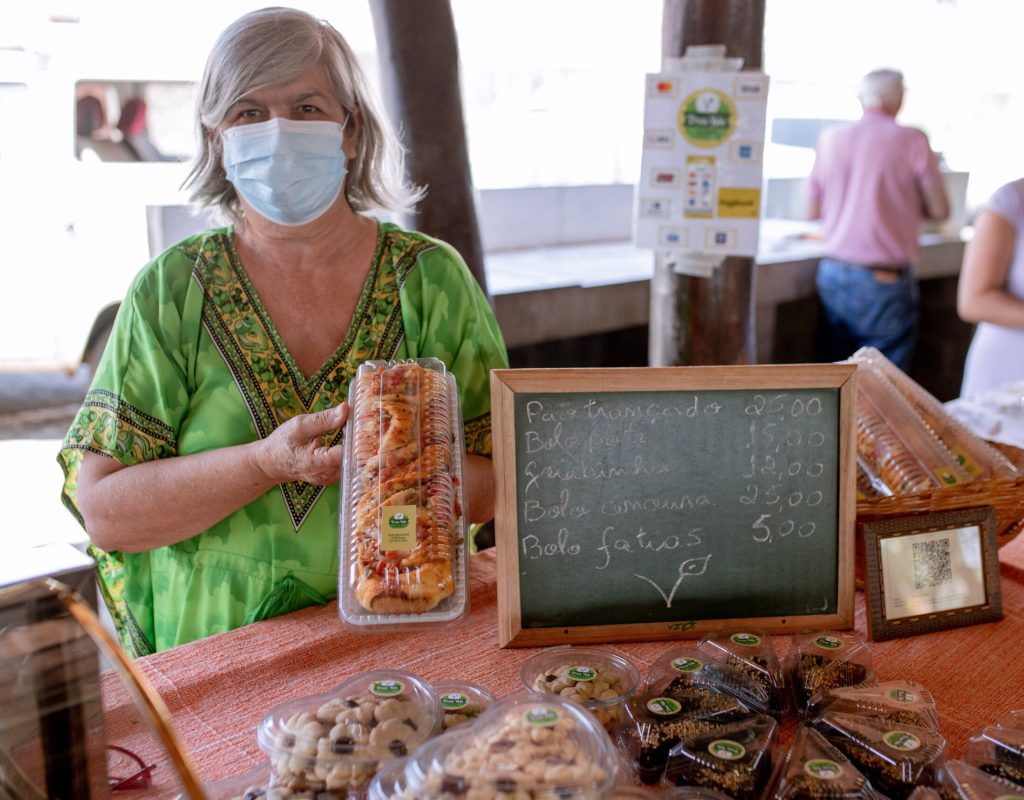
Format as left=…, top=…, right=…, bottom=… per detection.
left=388, top=511, right=409, bottom=528
left=730, top=632, right=761, bottom=647
left=708, top=739, right=746, bottom=761
left=524, top=707, right=559, bottom=727
left=885, top=688, right=918, bottom=704
left=883, top=731, right=921, bottom=751
left=805, top=759, right=844, bottom=780
left=371, top=679, right=403, bottom=697
left=678, top=88, right=737, bottom=148
left=671, top=657, right=703, bottom=673
left=815, top=635, right=843, bottom=650
left=441, top=693, right=469, bottom=710
left=647, top=697, right=682, bottom=716
left=567, top=666, right=597, bottom=682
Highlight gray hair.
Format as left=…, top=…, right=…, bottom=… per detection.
left=183, top=6, right=422, bottom=223
left=858, top=68, right=904, bottom=111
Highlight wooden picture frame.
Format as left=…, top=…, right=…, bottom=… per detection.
left=861, top=506, right=1003, bottom=641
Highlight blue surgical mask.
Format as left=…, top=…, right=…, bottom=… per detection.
left=222, top=117, right=348, bottom=226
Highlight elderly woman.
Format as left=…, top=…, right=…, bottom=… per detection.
left=59, top=7, right=508, bottom=657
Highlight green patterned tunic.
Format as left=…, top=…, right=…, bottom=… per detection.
left=58, top=222, right=508, bottom=657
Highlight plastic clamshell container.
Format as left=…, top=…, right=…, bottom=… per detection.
left=432, top=679, right=495, bottom=732
left=203, top=761, right=272, bottom=800
left=773, top=725, right=877, bottom=800
left=388, top=692, right=621, bottom=799
left=643, top=644, right=716, bottom=697
left=806, top=681, right=940, bottom=732
left=785, top=631, right=874, bottom=713
left=339, top=358, right=469, bottom=632
left=939, top=758, right=1024, bottom=800
left=698, top=629, right=787, bottom=719
left=810, top=710, right=947, bottom=800
left=963, top=722, right=1024, bottom=788
left=610, top=788, right=737, bottom=799
left=366, top=752, right=411, bottom=800
left=255, top=669, right=441, bottom=798
left=520, top=645, right=642, bottom=733
left=660, top=712, right=779, bottom=800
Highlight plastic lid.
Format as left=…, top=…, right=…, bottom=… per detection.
left=698, top=629, right=786, bottom=718
left=644, top=643, right=713, bottom=697
left=775, top=726, right=875, bottom=800
left=396, top=693, right=620, bottom=798
left=941, top=759, right=1024, bottom=800
left=787, top=631, right=874, bottom=712
left=964, top=724, right=1024, bottom=788
left=255, top=669, right=440, bottom=791
left=808, top=680, right=939, bottom=731
left=432, top=679, right=495, bottom=731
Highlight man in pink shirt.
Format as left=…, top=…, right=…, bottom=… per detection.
left=807, top=68, right=949, bottom=370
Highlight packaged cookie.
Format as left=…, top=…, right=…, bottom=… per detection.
left=339, top=359, right=469, bottom=631
left=432, top=680, right=495, bottom=731
left=937, top=759, right=1024, bottom=800
left=810, top=710, right=947, bottom=800
left=387, top=692, right=621, bottom=798
left=963, top=721, right=1024, bottom=788
left=661, top=713, right=779, bottom=800
left=521, top=645, right=641, bottom=733
left=806, top=681, right=940, bottom=732
left=773, top=725, right=878, bottom=800
left=698, top=630, right=787, bottom=719
left=255, top=669, right=441, bottom=798
left=785, top=632, right=874, bottom=713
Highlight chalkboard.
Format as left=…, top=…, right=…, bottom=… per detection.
left=491, top=365, right=857, bottom=647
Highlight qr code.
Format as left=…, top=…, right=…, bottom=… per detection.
left=912, top=538, right=952, bottom=589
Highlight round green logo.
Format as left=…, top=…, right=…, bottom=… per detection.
left=815, top=635, right=843, bottom=650
left=647, top=697, right=682, bottom=716
left=885, top=688, right=918, bottom=704
left=524, top=706, right=559, bottom=727
left=708, top=739, right=746, bottom=761
left=388, top=512, right=409, bottom=528
left=671, top=657, right=703, bottom=673
left=883, top=731, right=921, bottom=751
left=371, top=679, right=403, bottom=697
left=678, top=88, right=737, bottom=148
left=441, top=693, right=469, bottom=710
left=805, top=759, right=844, bottom=780
left=730, top=632, right=761, bottom=647
left=567, top=666, right=597, bottom=682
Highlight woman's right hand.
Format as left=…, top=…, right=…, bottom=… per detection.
left=252, top=402, right=349, bottom=486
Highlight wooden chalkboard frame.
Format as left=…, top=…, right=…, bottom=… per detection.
left=491, top=364, right=857, bottom=647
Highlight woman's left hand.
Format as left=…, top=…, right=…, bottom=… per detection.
left=253, top=403, right=350, bottom=486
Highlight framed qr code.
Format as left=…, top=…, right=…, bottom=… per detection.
left=862, top=506, right=1003, bottom=641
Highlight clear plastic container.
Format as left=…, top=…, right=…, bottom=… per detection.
left=388, top=692, right=621, bottom=798
left=784, top=631, right=874, bottom=713
left=365, top=752, right=410, bottom=800
left=432, top=680, right=495, bottom=731
left=255, top=669, right=441, bottom=797
left=609, top=788, right=736, bottom=799
left=698, top=630, right=787, bottom=719
left=521, top=645, right=642, bottom=733
left=773, top=725, right=877, bottom=800
left=809, top=710, right=947, bottom=800
left=644, top=644, right=715, bottom=697
left=806, top=681, right=939, bottom=732
left=660, top=713, right=779, bottom=800
left=963, top=720, right=1024, bottom=788
left=339, top=358, right=469, bottom=631
left=938, top=759, right=1024, bottom=800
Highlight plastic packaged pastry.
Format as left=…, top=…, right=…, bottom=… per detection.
left=661, top=713, right=779, bottom=800
left=610, top=788, right=737, bottom=799
left=339, top=358, right=468, bottom=631
left=936, top=759, right=1024, bottom=800
left=773, top=725, right=879, bottom=800
left=809, top=710, right=947, bottom=800
left=806, top=681, right=940, bottom=732
left=698, top=630, right=787, bottom=719
left=432, top=679, right=495, bottom=731
left=383, top=693, right=621, bottom=799
left=255, top=669, right=441, bottom=798
left=963, top=719, right=1024, bottom=788
left=521, top=645, right=641, bottom=733
left=785, top=631, right=874, bottom=713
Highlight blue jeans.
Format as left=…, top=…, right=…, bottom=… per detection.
left=815, top=257, right=919, bottom=371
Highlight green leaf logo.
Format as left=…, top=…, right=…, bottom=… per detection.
left=371, top=679, right=403, bottom=697
left=671, top=657, right=703, bottom=673
left=708, top=739, right=746, bottom=760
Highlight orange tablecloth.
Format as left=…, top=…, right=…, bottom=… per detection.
left=102, top=538, right=1024, bottom=797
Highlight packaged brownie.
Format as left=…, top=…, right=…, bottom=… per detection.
left=384, top=693, right=621, bottom=799
left=339, top=358, right=469, bottom=632
left=806, top=681, right=940, bottom=732
left=644, top=644, right=715, bottom=697
left=773, top=725, right=880, bottom=800
left=617, top=684, right=754, bottom=786
left=698, top=630, right=787, bottom=719
left=785, top=631, right=874, bottom=713
left=963, top=720, right=1024, bottom=788
left=521, top=645, right=641, bottom=733
left=661, top=713, right=779, bottom=800
left=432, top=680, right=495, bottom=731
left=810, top=710, right=947, bottom=800
left=936, top=759, right=1024, bottom=800
left=255, top=669, right=441, bottom=798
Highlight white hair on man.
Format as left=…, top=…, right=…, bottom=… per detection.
left=858, top=68, right=904, bottom=112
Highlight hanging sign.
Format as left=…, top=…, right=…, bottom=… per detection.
left=635, top=70, right=769, bottom=258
